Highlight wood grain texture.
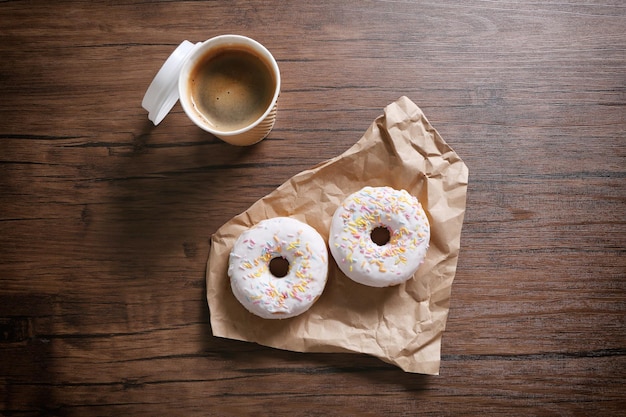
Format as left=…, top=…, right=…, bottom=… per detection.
left=1, top=0, right=624, bottom=415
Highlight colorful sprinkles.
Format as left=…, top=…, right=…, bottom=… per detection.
left=228, top=217, right=329, bottom=319
left=329, top=186, right=430, bottom=287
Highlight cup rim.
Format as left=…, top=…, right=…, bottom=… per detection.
left=178, top=34, right=281, bottom=137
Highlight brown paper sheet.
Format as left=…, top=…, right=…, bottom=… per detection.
left=206, top=96, right=469, bottom=374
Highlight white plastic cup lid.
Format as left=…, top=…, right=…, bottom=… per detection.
left=142, top=40, right=202, bottom=125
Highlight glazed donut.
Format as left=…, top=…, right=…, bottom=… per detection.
left=228, top=217, right=329, bottom=319
left=329, top=186, right=430, bottom=287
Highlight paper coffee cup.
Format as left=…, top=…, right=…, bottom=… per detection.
left=142, top=35, right=281, bottom=146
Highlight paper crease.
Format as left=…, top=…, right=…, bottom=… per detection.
left=206, top=96, right=468, bottom=374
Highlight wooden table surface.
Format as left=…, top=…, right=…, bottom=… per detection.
left=1, top=1, right=624, bottom=415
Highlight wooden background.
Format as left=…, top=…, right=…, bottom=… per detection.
left=1, top=1, right=624, bottom=415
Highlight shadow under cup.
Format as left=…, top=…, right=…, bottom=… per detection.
left=179, top=35, right=281, bottom=146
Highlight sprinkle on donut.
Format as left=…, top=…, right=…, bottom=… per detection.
left=329, top=186, right=430, bottom=287
left=228, top=217, right=329, bottom=319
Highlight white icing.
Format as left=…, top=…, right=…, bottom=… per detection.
left=228, top=217, right=328, bottom=319
left=329, top=186, right=430, bottom=287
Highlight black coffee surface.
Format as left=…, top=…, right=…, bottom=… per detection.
left=190, top=48, right=274, bottom=132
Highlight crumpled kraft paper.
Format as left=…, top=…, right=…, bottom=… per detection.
left=206, top=96, right=468, bottom=374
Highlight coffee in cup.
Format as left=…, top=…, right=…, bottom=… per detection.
left=179, top=35, right=281, bottom=146
left=188, top=45, right=276, bottom=133
left=142, top=35, right=281, bottom=146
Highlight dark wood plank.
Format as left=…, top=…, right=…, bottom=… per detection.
left=1, top=0, right=624, bottom=415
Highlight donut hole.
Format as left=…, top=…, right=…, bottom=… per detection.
left=269, top=256, right=290, bottom=278
left=370, top=226, right=391, bottom=246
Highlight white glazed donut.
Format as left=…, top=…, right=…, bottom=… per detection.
left=228, top=217, right=329, bottom=319
left=329, top=186, right=430, bottom=287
